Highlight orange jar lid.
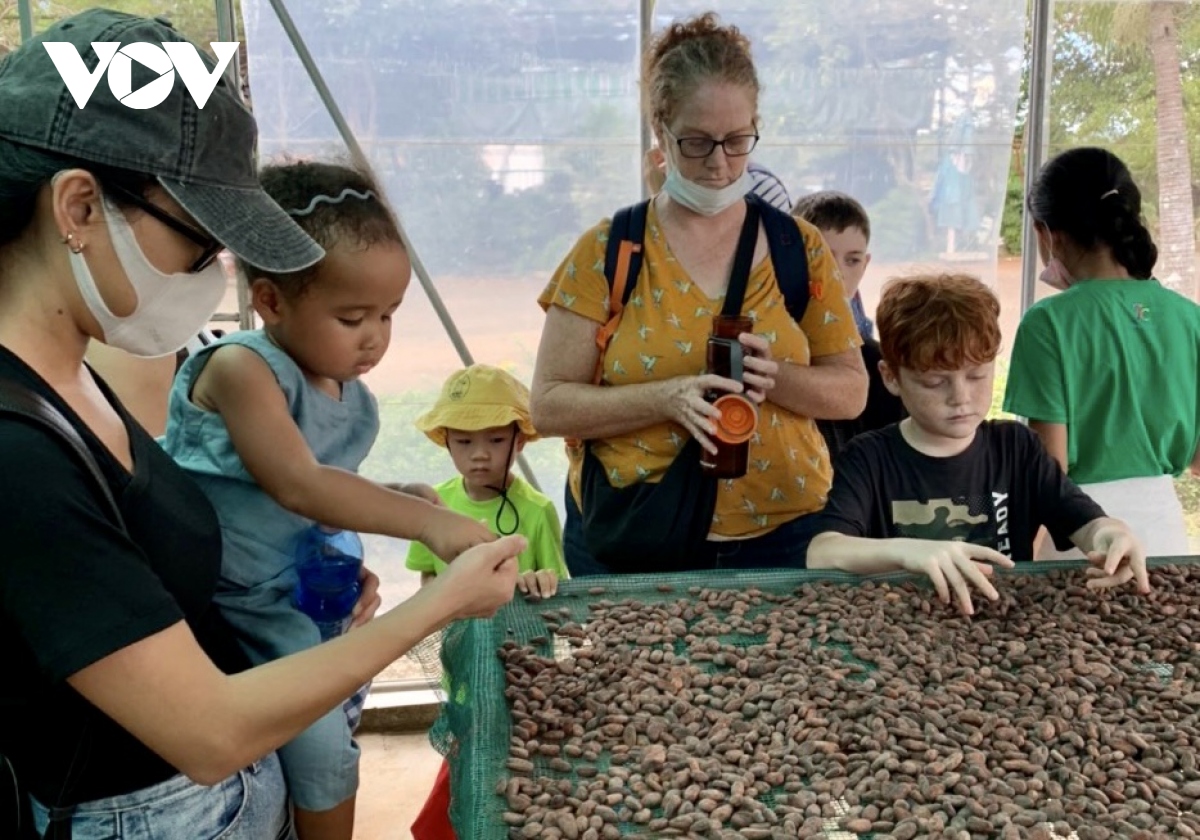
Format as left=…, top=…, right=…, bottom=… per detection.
left=712, top=394, right=757, bottom=444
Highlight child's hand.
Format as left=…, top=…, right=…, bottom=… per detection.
left=1084, top=522, right=1149, bottom=594
left=516, top=570, right=559, bottom=599
left=431, top=535, right=526, bottom=620
left=348, top=565, right=382, bottom=629
left=421, top=508, right=496, bottom=564
left=895, top=539, right=1014, bottom=617
left=385, top=482, right=445, bottom=507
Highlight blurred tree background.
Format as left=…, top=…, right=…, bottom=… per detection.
left=4, top=0, right=1195, bottom=296
left=1001, top=1, right=1198, bottom=301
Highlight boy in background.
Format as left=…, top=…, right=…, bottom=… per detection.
left=408, top=364, right=566, bottom=595
left=792, top=190, right=905, bottom=457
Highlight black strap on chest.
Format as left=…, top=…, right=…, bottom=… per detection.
left=0, top=378, right=127, bottom=839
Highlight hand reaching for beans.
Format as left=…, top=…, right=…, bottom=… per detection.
left=516, top=570, right=560, bottom=600
left=894, top=538, right=1014, bottom=617
left=1085, top=522, right=1150, bottom=593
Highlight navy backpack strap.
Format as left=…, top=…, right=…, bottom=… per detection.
left=749, top=192, right=810, bottom=325
left=603, top=200, right=649, bottom=309
left=603, top=206, right=630, bottom=290
left=720, top=199, right=762, bottom=317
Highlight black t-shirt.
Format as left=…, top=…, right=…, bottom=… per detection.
left=817, top=337, right=906, bottom=459
left=0, top=347, right=248, bottom=806
left=816, top=420, right=1105, bottom=560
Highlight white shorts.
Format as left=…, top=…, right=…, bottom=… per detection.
left=1037, top=474, right=1191, bottom=560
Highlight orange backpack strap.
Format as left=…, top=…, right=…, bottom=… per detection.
left=592, top=238, right=641, bottom=384
left=591, top=201, right=649, bottom=385
left=565, top=202, right=649, bottom=449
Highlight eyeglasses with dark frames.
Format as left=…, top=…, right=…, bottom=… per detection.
left=105, top=184, right=223, bottom=273
left=668, top=130, right=760, bottom=159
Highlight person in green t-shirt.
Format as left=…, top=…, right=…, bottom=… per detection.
left=1004, top=147, right=1200, bottom=559
left=407, top=365, right=567, bottom=597
left=407, top=365, right=566, bottom=840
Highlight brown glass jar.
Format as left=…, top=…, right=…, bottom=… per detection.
left=701, top=315, right=758, bottom=478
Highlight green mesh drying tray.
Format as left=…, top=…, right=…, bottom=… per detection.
left=431, top=557, right=1200, bottom=840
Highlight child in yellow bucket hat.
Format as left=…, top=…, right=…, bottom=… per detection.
left=409, top=366, right=567, bottom=840
left=407, top=365, right=567, bottom=597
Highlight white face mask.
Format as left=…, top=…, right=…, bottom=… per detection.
left=661, top=134, right=755, bottom=216
left=69, top=195, right=228, bottom=358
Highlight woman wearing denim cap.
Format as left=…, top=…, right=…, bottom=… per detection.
left=0, top=10, right=522, bottom=839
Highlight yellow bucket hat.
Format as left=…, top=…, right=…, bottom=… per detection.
left=415, top=365, right=539, bottom=447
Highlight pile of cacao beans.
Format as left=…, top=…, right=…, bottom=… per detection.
left=494, top=565, right=1199, bottom=840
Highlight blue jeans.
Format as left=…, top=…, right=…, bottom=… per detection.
left=214, top=573, right=361, bottom=812
left=563, top=485, right=819, bottom=575
left=32, top=753, right=293, bottom=840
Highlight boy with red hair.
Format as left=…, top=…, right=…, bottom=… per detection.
left=806, top=273, right=1148, bottom=614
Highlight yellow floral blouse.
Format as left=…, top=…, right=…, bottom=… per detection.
left=538, top=203, right=861, bottom=538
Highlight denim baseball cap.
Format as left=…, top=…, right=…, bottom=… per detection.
left=0, top=8, right=323, bottom=273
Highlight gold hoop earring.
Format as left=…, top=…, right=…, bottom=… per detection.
left=63, top=232, right=84, bottom=254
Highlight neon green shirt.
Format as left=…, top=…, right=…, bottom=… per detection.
left=405, top=475, right=567, bottom=578
left=1004, top=278, right=1200, bottom=484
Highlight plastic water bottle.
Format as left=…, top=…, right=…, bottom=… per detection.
left=293, top=525, right=364, bottom=641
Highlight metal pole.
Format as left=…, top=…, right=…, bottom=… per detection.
left=262, top=0, right=543, bottom=491
left=215, top=0, right=242, bottom=92
left=1020, top=0, right=1053, bottom=315
left=638, top=0, right=654, bottom=200
left=214, top=0, right=257, bottom=332
left=17, top=0, right=33, bottom=41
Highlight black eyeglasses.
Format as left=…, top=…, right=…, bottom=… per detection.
left=105, top=184, right=223, bottom=273
left=669, top=131, right=760, bottom=159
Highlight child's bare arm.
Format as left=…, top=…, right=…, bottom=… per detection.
left=807, top=532, right=902, bottom=575
left=808, top=532, right=1012, bottom=616
left=1028, top=420, right=1069, bottom=474
left=384, top=482, right=442, bottom=506
left=193, top=346, right=491, bottom=561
